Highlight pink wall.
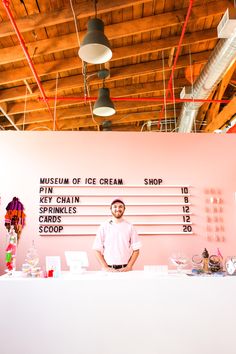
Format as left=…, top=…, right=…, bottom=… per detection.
left=0, top=131, right=236, bottom=274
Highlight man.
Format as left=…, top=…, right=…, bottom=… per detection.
left=93, top=198, right=141, bottom=272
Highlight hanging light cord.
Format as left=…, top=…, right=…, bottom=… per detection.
left=152, top=0, right=157, bottom=14
left=94, top=0, right=98, bottom=18
left=70, top=0, right=87, bottom=103
left=82, top=62, right=88, bottom=101
left=189, top=44, right=196, bottom=133
left=172, top=71, right=177, bottom=131
left=86, top=83, right=100, bottom=131
left=22, top=84, right=28, bottom=131
left=69, top=0, right=100, bottom=130
left=70, top=0, right=81, bottom=47
left=53, top=72, right=59, bottom=131
left=162, top=50, right=167, bottom=132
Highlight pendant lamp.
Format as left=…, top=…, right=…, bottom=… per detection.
left=93, top=87, right=116, bottom=117
left=78, top=18, right=112, bottom=64
left=102, top=120, right=112, bottom=131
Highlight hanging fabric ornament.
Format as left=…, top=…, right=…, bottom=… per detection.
left=4, top=197, right=26, bottom=273
left=5, top=197, right=26, bottom=242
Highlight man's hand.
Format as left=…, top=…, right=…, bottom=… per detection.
left=103, top=266, right=117, bottom=272
left=119, top=265, right=132, bottom=272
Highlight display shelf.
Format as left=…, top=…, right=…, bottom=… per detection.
left=43, top=184, right=191, bottom=188
left=40, top=231, right=194, bottom=236
left=39, top=222, right=193, bottom=226
left=39, top=202, right=192, bottom=206
left=39, top=182, right=193, bottom=237
left=39, top=193, right=191, bottom=197
left=39, top=212, right=193, bottom=216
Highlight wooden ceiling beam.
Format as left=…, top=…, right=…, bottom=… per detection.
left=3, top=96, right=181, bottom=128
left=24, top=109, right=180, bottom=131
left=0, top=57, right=81, bottom=85
left=0, top=51, right=210, bottom=107
left=0, top=49, right=210, bottom=87
left=168, top=47, right=175, bottom=68
left=0, top=73, right=185, bottom=107
left=0, top=0, right=229, bottom=39
left=0, top=0, right=151, bottom=38
left=112, top=29, right=217, bottom=62
left=102, top=126, right=142, bottom=132
left=204, top=96, right=236, bottom=132
left=79, top=124, right=170, bottom=132
left=4, top=77, right=187, bottom=116
left=0, top=22, right=217, bottom=65
left=61, top=110, right=180, bottom=130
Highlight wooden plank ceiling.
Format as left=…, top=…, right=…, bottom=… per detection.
left=0, top=0, right=235, bottom=132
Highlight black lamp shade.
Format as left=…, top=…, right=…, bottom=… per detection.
left=78, top=18, right=112, bottom=64
left=93, top=88, right=116, bottom=117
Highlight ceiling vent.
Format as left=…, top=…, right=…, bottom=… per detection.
left=217, top=8, right=236, bottom=39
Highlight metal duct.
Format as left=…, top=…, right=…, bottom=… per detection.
left=178, top=12, right=236, bottom=133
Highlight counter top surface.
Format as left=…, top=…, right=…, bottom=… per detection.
left=0, top=269, right=231, bottom=280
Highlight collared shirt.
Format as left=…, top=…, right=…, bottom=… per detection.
left=92, top=219, right=141, bottom=265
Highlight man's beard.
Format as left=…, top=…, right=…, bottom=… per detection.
left=111, top=210, right=124, bottom=219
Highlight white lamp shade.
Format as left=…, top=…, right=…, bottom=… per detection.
left=79, top=18, right=112, bottom=64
